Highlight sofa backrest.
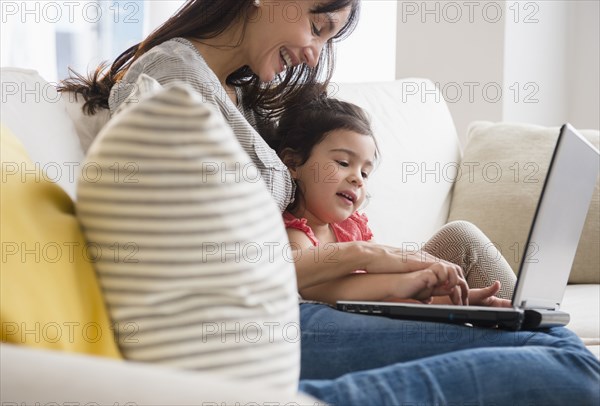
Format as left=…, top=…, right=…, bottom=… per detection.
left=1, top=68, right=460, bottom=245
left=335, top=80, right=461, bottom=246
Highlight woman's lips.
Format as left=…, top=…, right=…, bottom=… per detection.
left=280, top=47, right=293, bottom=69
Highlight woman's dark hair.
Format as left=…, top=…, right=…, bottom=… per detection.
left=273, top=95, right=379, bottom=212
left=58, top=0, right=360, bottom=119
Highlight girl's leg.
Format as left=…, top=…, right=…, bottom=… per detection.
left=299, top=335, right=600, bottom=406
left=423, top=220, right=517, bottom=299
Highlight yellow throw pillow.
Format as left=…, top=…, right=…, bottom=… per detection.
left=1, top=125, right=121, bottom=358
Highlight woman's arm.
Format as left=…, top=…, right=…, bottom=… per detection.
left=299, top=271, right=461, bottom=306
left=286, top=229, right=366, bottom=288
left=287, top=230, right=469, bottom=304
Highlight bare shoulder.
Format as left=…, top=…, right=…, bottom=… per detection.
left=286, top=228, right=314, bottom=250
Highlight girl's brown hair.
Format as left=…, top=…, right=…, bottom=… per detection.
left=58, top=0, right=360, bottom=122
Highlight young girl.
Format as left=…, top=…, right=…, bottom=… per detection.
left=274, top=96, right=515, bottom=306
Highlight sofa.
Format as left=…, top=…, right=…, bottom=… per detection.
left=1, top=67, right=598, bottom=404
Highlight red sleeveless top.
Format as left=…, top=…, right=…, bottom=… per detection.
left=282, top=211, right=373, bottom=245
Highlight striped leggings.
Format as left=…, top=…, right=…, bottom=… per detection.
left=423, top=220, right=516, bottom=299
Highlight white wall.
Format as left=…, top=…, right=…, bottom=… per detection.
left=503, top=1, right=569, bottom=126
left=567, top=0, right=600, bottom=130
left=395, top=0, right=600, bottom=144
left=332, top=0, right=397, bottom=83
left=144, top=0, right=185, bottom=36
left=395, top=0, right=505, bottom=144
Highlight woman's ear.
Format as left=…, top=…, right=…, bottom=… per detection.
left=280, top=148, right=301, bottom=178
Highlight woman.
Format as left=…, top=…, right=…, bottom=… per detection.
left=61, top=0, right=355, bottom=212
left=60, top=0, right=600, bottom=404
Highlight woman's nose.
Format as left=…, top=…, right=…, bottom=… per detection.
left=303, top=42, right=323, bottom=68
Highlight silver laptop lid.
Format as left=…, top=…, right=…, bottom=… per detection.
left=512, top=124, right=599, bottom=310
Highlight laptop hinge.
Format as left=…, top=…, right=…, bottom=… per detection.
left=520, top=299, right=560, bottom=311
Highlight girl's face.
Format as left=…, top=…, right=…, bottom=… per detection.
left=291, top=129, right=376, bottom=226
left=245, top=1, right=351, bottom=82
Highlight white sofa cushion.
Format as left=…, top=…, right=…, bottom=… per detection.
left=76, top=84, right=300, bottom=393
left=63, top=95, right=111, bottom=154
left=562, top=284, right=600, bottom=359
left=64, top=72, right=160, bottom=154
left=335, top=79, right=461, bottom=246
left=1, top=344, right=319, bottom=404
left=0, top=68, right=84, bottom=198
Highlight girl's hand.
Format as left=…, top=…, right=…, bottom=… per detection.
left=390, top=263, right=469, bottom=305
left=427, top=261, right=469, bottom=305
left=468, top=281, right=512, bottom=308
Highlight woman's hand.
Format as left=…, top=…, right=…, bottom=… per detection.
left=363, top=244, right=462, bottom=276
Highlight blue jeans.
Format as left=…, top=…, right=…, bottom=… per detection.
left=297, top=304, right=600, bottom=405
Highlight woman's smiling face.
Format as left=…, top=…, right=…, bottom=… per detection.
left=245, top=1, right=352, bottom=82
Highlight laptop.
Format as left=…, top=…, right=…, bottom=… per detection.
left=337, top=124, right=600, bottom=330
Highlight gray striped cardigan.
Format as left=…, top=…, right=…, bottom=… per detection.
left=109, top=37, right=295, bottom=212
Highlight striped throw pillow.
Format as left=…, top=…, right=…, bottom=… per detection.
left=76, top=84, right=300, bottom=392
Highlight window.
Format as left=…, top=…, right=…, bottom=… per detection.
left=2, top=1, right=149, bottom=82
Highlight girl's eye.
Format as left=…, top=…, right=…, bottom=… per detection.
left=311, top=22, right=322, bottom=37
left=336, top=160, right=349, bottom=167
left=361, top=172, right=369, bottom=179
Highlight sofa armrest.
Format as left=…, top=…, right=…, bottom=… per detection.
left=0, top=344, right=322, bottom=405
